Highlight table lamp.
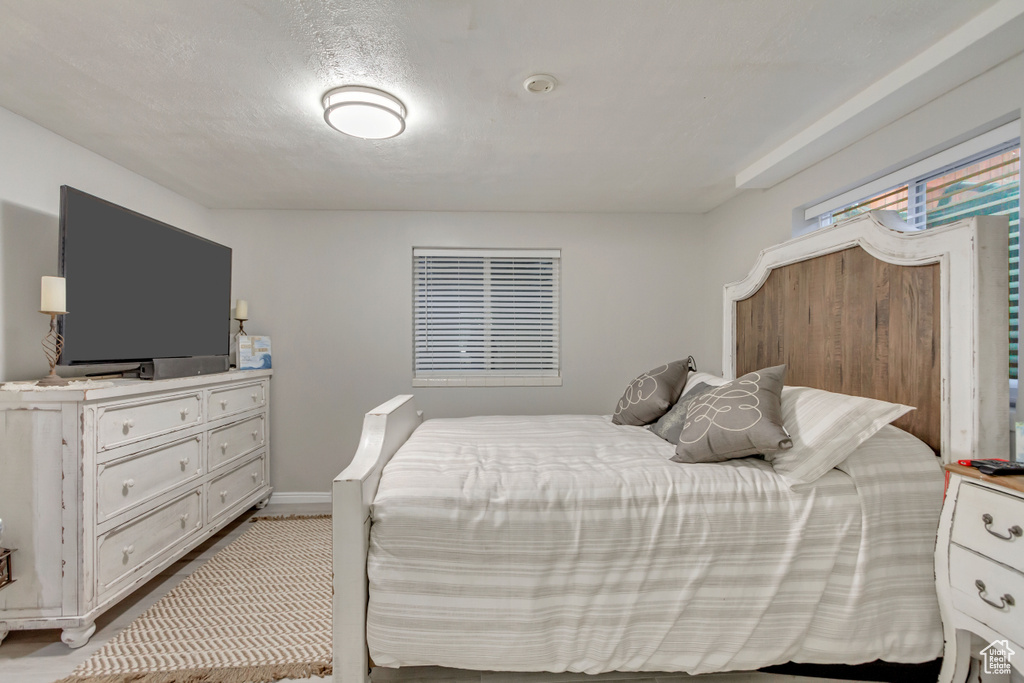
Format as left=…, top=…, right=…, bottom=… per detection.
left=235, top=299, right=248, bottom=336
left=39, top=276, right=69, bottom=386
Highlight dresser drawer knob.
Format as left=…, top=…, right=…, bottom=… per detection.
left=251, top=471, right=259, bottom=481
left=180, top=407, right=190, bottom=419
left=251, top=393, right=258, bottom=402
left=220, top=490, right=228, bottom=500
left=220, top=399, right=228, bottom=409
left=220, top=442, right=229, bottom=453
left=179, top=457, right=191, bottom=468
left=982, top=513, right=1023, bottom=540
left=251, top=430, right=259, bottom=440
left=122, top=419, right=134, bottom=433
left=975, top=580, right=1015, bottom=610
left=122, top=479, right=135, bottom=491
left=179, top=513, right=190, bottom=524
left=123, top=544, right=135, bottom=556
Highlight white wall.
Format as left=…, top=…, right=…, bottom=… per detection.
left=701, top=52, right=1024, bottom=376
left=0, top=107, right=213, bottom=381
left=3, top=47, right=1020, bottom=492
left=209, top=210, right=710, bottom=493
left=0, top=104, right=711, bottom=495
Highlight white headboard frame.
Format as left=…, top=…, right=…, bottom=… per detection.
left=723, top=213, right=1009, bottom=464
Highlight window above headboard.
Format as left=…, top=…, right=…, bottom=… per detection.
left=799, top=122, right=1020, bottom=401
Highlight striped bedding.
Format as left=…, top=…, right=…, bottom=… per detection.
left=366, top=414, right=943, bottom=675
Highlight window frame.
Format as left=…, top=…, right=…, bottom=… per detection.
left=815, top=140, right=1019, bottom=232
left=801, top=119, right=1020, bottom=226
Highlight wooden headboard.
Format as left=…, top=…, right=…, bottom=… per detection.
left=723, top=213, right=1009, bottom=463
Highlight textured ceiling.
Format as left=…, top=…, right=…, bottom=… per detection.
left=0, top=0, right=1005, bottom=212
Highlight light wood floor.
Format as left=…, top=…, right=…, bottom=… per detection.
left=0, top=503, right=913, bottom=683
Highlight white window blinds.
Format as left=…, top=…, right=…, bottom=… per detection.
left=413, top=248, right=560, bottom=386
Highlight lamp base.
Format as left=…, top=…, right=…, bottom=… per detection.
left=37, top=371, right=70, bottom=387
left=40, top=313, right=69, bottom=386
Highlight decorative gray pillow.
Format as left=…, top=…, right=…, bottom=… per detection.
left=612, top=358, right=691, bottom=426
left=650, top=382, right=712, bottom=444
left=673, top=365, right=792, bottom=463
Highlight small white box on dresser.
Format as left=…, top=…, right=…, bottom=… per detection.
left=936, top=464, right=1024, bottom=682
left=0, top=369, right=272, bottom=648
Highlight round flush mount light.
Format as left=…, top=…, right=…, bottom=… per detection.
left=523, top=74, right=557, bottom=94
left=322, top=86, right=406, bottom=139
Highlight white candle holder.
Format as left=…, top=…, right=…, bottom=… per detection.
left=234, top=299, right=248, bottom=336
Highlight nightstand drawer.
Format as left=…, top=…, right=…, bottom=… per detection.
left=952, top=483, right=1024, bottom=568
left=949, top=544, right=1023, bottom=646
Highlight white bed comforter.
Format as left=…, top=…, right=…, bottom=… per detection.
left=367, top=414, right=943, bottom=674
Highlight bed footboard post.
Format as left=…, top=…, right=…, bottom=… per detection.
left=333, top=395, right=423, bottom=683
left=333, top=477, right=372, bottom=683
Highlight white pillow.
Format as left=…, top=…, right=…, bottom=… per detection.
left=682, top=371, right=729, bottom=394
left=765, top=386, right=914, bottom=487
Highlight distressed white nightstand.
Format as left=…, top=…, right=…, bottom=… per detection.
left=936, top=464, right=1023, bottom=682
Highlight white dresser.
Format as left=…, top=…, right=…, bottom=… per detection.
left=0, top=370, right=272, bottom=647
left=936, top=464, right=1023, bottom=682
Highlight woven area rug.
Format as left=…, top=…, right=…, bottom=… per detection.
left=57, top=515, right=332, bottom=683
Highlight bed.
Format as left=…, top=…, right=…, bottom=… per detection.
left=333, top=213, right=1009, bottom=683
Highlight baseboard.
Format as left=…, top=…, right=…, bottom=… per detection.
left=268, top=491, right=331, bottom=506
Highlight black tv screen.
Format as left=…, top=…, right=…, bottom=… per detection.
left=58, top=186, right=232, bottom=365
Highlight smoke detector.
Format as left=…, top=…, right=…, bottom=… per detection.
left=523, top=74, right=557, bottom=94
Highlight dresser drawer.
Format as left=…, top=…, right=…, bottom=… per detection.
left=207, top=381, right=265, bottom=421
left=208, top=415, right=265, bottom=470
left=207, top=452, right=266, bottom=522
left=95, top=489, right=202, bottom=596
left=952, top=483, right=1024, bottom=569
left=97, top=435, right=203, bottom=521
left=96, top=392, right=202, bottom=451
left=950, top=544, right=1023, bottom=646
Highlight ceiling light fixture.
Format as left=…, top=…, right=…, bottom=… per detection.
left=322, top=86, right=406, bottom=139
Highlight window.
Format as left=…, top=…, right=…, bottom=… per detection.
left=412, top=248, right=561, bottom=387
left=813, top=140, right=1020, bottom=386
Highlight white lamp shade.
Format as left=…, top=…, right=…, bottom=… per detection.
left=41, top=276, right=67, bottom=313
left=323, top=86, right=406, bottom=139
left=235, top=299, right=248, bottom=320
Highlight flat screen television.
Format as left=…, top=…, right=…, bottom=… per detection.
left=58, top=186, right=232, bottom=367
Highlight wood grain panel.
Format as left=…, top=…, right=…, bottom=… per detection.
left=735, top=246, right=941, bottom=452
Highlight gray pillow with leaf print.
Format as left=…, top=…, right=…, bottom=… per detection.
left=650, top=382, right=712, bottom=444
left=673, top=365, right=792, bottom=463
left=612, top=359, right=691, bottom=426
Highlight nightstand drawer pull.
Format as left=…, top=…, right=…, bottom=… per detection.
left=982, top=513, right=1023, bottom=540
left=975, top=580, right=1015, bottom=610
